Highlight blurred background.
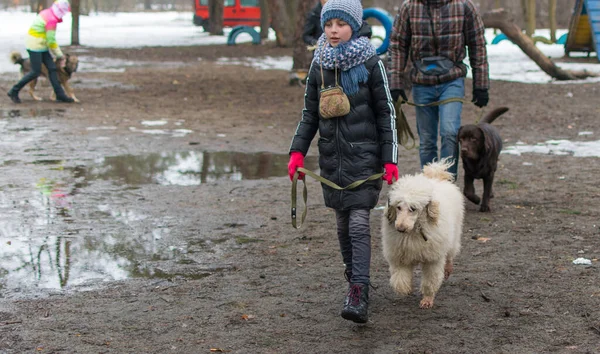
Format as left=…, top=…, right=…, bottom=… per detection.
left=0, top=0, right=574, bottom=28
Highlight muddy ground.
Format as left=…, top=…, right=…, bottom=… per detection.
left=0, top=42, right=599, bottom=353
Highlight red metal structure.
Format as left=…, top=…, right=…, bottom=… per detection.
left=193, top=0, right=261, bottom=31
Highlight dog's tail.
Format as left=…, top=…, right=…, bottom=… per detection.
left=423, top=157, right=454, bottom=182
left=9, top=51, right=24, bottom=65
left=480, top=107, right=509, bottom=124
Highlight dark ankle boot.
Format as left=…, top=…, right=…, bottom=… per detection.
left=55, top=95, right=75, bottom=103
left=7, top=89, right=21, bottom=104
left=341, top=283, right=369, bottom=323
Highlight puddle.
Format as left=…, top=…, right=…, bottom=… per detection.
left=76, top=56, right=188, bottom=73
left=216, top=56, right=293, bottom=71
left=0, top=109, right=66, bottom=118
left=81, top=151, right=319, bottom=186
left=128, top=127, right=192, bottom=137
left=0, top=151, right=317, bottom=296
left=71, top=78, right=137, bottom=90
left=0, top=177, right=238, bottom=297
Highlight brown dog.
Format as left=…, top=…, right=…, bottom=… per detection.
left=10, top=51, right=79, bottom=102
left=457, top=107, right=509, bottom=212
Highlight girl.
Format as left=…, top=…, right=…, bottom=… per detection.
left=288, top=0, right=398, bottom=324
left=7, top=0, right=74, bottom=104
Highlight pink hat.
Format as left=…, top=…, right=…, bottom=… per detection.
left=51, top=0, right=71, bottom=19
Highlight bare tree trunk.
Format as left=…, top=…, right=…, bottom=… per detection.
left=292, top=0, right=314, bottom=71
left=549, top=0, right=557, bottom=42
left=71, top=0, right=80, bottom=45
left=362, top=0, right=374, bottom=8
left=144, top=0, right=152, bottom=11
left=208, top=0, right=224, bottom=35
left=525, top=0, right=535, bottom=37
left=266, top=0, right=294, bottom=47
left=482, top=9, right=597, bottom=80
left=34, top=0, right=52, bottom=12
left=259, top=0, right=270, bottom=40
left=284, top=0, right=298, bottom=25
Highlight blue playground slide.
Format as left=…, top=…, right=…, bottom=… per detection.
left=583, top=0, right=600, bottom=60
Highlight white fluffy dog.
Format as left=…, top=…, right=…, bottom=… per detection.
left=381, top=159, right=464, bottom=309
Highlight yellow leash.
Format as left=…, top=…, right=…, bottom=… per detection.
left=290, top=98, right=483, bottom=228
left=394, top=97, right=485, bottom=148
left=291, top=167, right=383, bottom=229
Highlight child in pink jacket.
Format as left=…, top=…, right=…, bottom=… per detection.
left=7, top=0, right=75, bottom=103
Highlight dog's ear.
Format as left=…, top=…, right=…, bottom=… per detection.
left=385, top=200, right=397, bottom=224
left=480, top=126, right=494, bottom=154
left=426, top=200, right=440, bottom=225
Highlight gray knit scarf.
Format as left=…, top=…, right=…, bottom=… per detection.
left=313, top=34, right=376, bottom=96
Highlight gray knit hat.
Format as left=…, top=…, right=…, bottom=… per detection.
left=320, top=0, right=363, bottom=34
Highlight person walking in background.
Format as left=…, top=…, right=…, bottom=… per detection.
left=7, top=0, right=75, bottom=104
left=302, top=0, right=328, bottom=46
left=288, top=0, right=398, bottom=324
left=387, top=0, right=489, bottom=179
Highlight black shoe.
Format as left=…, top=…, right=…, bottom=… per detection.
left=55, top=96, right=75, bottom=103
left=7, top=90, right=21, bottom=104
left=341, top=283, right=369, bottom=323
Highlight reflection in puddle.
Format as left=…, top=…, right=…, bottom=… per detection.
left=82, top=151, right=319, bottom=186
left=0, top=176, right=230, bottom=295
left=0, top=109, right=66, bottom=118
left=0, top=151, right=317, bottom=296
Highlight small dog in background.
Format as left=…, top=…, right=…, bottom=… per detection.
left=381, top=159, right=464, bottom=309
left=10, top=51, right=79, bottom=102
left=458, top=107, right=509, bottom=212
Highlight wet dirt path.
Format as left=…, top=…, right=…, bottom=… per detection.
left=0, top=46, right=599, bottom=353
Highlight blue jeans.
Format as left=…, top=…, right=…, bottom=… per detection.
left=412, top=78, right=465, bottom=178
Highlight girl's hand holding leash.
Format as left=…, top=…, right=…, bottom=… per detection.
left=288, top=152, right=305, bottom=181
left=382, top=163, right=398, bottom=185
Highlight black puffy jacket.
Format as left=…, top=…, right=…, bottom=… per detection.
left=289, top=55, right=398, bottom=210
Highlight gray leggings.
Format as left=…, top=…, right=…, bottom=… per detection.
left=335, top=209, right=371, bottom=284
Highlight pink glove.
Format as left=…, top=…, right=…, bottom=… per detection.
left=382, top=163, right=398, bottom=185
left=288, top=152, right=305, bottom=181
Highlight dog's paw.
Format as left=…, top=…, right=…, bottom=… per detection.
left=479, top=204, right=491, bottom=212
left=444, top=263, right=454, bottom=279
left=390, top=274, right=412, bottom=296
left=419, top=296, right=435, bottom=309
